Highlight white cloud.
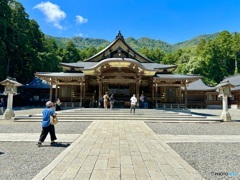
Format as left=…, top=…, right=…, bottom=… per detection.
left=34, top=1, right=66, bottom=29
left=76, top=15, right=88, bottom=24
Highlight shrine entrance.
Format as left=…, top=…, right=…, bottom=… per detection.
left=101, top=83, right=136, bottom=108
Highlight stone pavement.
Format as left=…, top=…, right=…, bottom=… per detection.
left=32, top=120, right=202, bottom=180
left=2, top=107, right=239, bottom=179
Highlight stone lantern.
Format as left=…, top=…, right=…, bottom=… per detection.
left=0, top=77, right=22, bottom=119
left=215, top=80, right=235, bottom=122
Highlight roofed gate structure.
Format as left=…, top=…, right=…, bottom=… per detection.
left=35, top=32, right=201, bottom=108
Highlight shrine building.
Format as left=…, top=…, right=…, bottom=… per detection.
left=35, top=32, right=202, bottom=108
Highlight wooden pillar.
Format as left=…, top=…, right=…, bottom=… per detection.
left=152, top=83, right=155, bottom=108
left=136, top=81, right=140, bottom=101
left=83, top=83, right=86, bottom=104
left=55, top=83, right=58, bottom=101
left=71, top=85, right=73, bottom=102
left=155, top=83, right=158, bottom=108
left=185, top=83, right=188, bottom=108
left=80, top=83, right=83, bottom=107
left=98, top=80, right=102, bottom=107
left=50, top=79, right=53, bottom=102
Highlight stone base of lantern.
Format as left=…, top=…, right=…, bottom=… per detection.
left=220, top=111, right=231, bottom=122
left=3, top=109, right=15, bottom=120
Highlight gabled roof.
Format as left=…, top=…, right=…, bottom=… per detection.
left=0, top=77, right=22, bottom=86
left=222, top=74, right=240, bottom=86
left=219, top=74, right=240, bottom=91
left=187, top=79, right=215, bottom=91
left=84, top=31, right=154, bottom=63
left=155, top=74, right=202, bottom=84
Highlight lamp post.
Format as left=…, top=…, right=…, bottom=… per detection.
left=215, top=80, right=234, bottom=121
left=0, top=77, right=22, bottom=119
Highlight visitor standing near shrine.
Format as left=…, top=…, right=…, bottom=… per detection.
left=144, top=96, right=148, bottom=108
left=103, top=92, right=109, bottom=109
left=37, top=101, right=57, bottom=147
left=55, top=98, right=61, bottom=111
left=130, top=94, right=138, bottom=113
left=140, top=94, right=144, bottom=108
left=0, top=98, right=4, bottom=115
left=109, top=94, right=115, bottom=109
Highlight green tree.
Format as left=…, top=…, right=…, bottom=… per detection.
left=62, top=41, right=80, bottom=63
left=232, top=32, right=240, bottom=74
left=0, top=0, right=12, bottom=81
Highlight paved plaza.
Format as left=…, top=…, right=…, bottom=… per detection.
left=0, top=107, right=239, bottom=180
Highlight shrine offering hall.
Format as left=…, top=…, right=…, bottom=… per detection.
left=35, top=32, right=201, bottom=108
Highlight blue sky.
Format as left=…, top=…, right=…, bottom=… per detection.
left=17, top=0, right=240, bottom=44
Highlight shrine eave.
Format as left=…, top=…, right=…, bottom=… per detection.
left=154, top=74, right=202, bottom=84
left=61, top=58, right=177, bottom=72
left=35, top=72, right=85, bottom=82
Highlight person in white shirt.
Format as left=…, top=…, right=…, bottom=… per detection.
left=130, top=94, right=137, bottom=113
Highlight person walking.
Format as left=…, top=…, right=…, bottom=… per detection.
left=130, top=94, right=137, bottom=114
left=0, top=98, right=4, bottom=115
left=103, top=92, right=109, bottom=109
left=109, top=94, right=115, bottom=109
left=37, top=101, right=57, bottom=147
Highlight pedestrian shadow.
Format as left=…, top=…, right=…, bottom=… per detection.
left=39, top=142, right=71, bottom=147
left=51, top=142, right=70, bottom=147
left=0, top=151, right=4, bottom=155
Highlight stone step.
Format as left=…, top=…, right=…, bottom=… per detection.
left=30, top=113, right=194, bottom=118
left=13, top=108, right=222, bottom=122
left=14, top=115, right=221, bottom=122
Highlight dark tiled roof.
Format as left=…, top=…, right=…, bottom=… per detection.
left=187, top=79, right=215, bottom=91
left=22, top=77, right=50, bottom=89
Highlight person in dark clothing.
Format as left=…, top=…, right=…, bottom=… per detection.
left=55, top=98, right=61, bottom=111
left=144, top=96, right=148, bottom=109
left=109, top=94, right=115, bottom=109
left=0, top=98, right=4, bottom=115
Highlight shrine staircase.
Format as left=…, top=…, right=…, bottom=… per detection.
left=14, top=108, right=222, bottom=123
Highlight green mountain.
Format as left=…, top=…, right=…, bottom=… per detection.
left=172, top=33, right=220, bottom=51
left=46, top=33, right=219, bottom=53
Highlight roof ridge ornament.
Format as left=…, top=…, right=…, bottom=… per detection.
left=116, top=31, right=124, bottom=40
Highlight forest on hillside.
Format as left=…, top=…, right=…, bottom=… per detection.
left=1, top=0, right=240, bottom=86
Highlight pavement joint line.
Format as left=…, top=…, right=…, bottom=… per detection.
left=158, top=134, right=240, bottom=143
left=0, top=133, right=80, bottom=142
left=32, top=120, right=203, bottom=179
